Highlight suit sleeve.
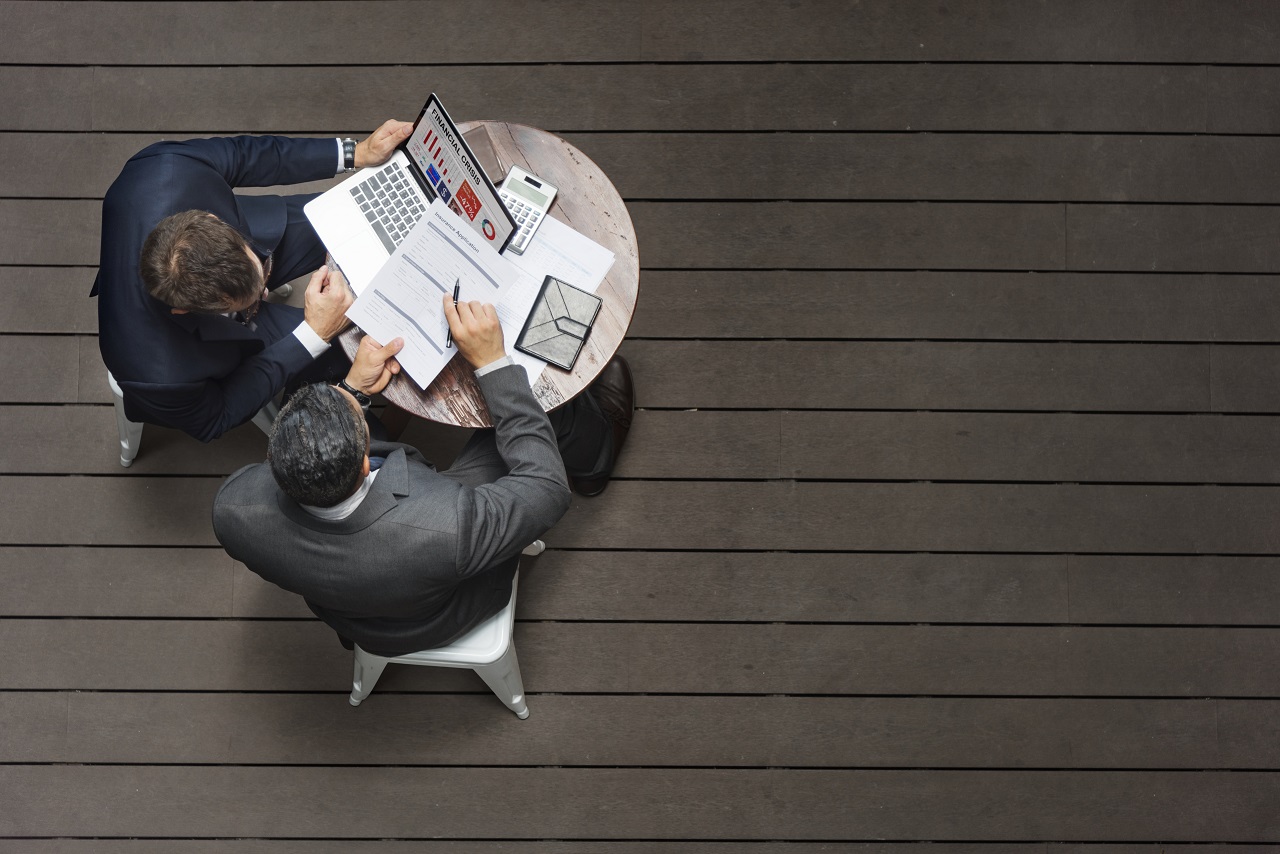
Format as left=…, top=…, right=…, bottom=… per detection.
left=451, top=365, right=571, bottom=577
left=126, top=333, right=315, bottom=443
left=132, top=135, right=337, bottom=189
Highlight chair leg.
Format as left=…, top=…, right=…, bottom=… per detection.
left=107, top=371, right=143, bottom=467
left=474, top=641, right=529, bottom=719
left=349, top=647, right=389, bottom=707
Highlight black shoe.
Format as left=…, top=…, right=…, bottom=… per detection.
left=571, top=356, right=634, bottom=497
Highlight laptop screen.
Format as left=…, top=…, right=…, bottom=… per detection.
left=403, top=94, right=516, bottom=253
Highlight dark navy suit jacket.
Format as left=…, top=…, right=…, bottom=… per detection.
left=93, top=135, right=336, bottom=442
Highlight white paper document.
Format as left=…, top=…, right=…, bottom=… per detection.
left=347, top=199, right=540, bottom=388
left=502, top=216, right=616, bottom=379
left=505, top=215, right=615, bottom=297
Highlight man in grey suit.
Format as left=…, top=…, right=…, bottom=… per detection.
left=212, top=295, right=633, bottom=655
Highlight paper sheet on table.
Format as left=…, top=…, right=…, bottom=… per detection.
left=501, top=216, right=616, bottom=379
left=347, top=199, right=540, bottom=389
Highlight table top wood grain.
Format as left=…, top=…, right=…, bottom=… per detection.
left=342, top=120, right=639, bottom=427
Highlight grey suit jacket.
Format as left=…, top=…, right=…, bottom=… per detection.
left=212, top=364, right=571, bottom=655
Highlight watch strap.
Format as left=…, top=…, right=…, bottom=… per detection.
left=337, top=379, right=371, bottom=410
left=342, top=138, right=356, bottom=172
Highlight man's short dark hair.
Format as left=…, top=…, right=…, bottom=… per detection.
left=268, top=384, right=368, bottom=508
left=140, top=210, right=261, bottom=312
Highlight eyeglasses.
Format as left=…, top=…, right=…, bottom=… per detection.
left=238, top=252, right=274, bottom=325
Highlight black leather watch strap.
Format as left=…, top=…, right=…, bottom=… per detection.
left=336, top=379, right=371, bottom=411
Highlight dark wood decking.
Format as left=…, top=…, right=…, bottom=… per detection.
left=3, top=0, right=1280, bottom=847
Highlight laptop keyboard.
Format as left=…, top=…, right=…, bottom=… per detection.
left=349, top=162, right=427, bottom=254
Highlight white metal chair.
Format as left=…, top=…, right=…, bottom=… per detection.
left=349, top=541, right=544, bottom=718
left=107, top=370, right=279, bottom=467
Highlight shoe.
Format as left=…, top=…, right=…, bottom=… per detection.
left=571, top=356, right=634, bottom=497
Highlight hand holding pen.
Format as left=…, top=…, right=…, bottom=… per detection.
left=442, top=292, right=505, bottom=370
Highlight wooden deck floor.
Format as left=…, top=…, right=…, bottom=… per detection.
left=4, top=0, right=1280, bottom=848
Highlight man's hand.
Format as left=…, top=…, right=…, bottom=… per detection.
left=444, top=295, right=506, bottom=369
left=345, top=335, right=404, bottom=395
left=355, top=120, right=415, bottom=169
left=303, top=265, right=354, bottom=341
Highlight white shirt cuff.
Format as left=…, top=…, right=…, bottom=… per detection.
left=474, top=355, right=514, bottom=377
left=293, top=322, right=332, bottom=358
left=335, top=138, right=345, bottom=175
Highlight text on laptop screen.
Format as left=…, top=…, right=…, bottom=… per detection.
left=407, top=103, right=512, bottom=245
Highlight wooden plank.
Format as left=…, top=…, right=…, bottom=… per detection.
left=8, top=1, right=1280, bottom=64
left=620, top=341, right=1209, bottom=411
left=649, top=0, right=1280, bottom=64
left=0, top=65, right=1211, bottom=133
left=0, top=692, right=1225, bottom=768
left=612, top=410, right=779, bottom=479
left=1068, top=557, right=1280, bottom=625
left=3, top=621, right=1279, bottom=696
left=8, top=549, right=1066, bottom=622
left=11, top=477, right=1280, bottom=553
left=14, top=132, right=1280, bottom=204
left=2, top=766, right=1278, bottom=839
left=520, top=552, right=1069, bottom=623
left=1219, top=700, right=1280, bottom=769
left=15, top=268, right=1280, bottom=344
left=0, top=269, right=98, bottom=333
left=630, top=271, right=1228, bottom=342
left=0, top=0, right=644, bottom=66
left=780, top=412, right=1280, bottom=483
left=0, top=844, right=1059, bottom=854
left=632, top=201, right=1065, bottom=269
left=76, top=336, right=112, bottom=405
left=579, top=132, right=1280, bottom=204
left=0, top=200, right=98, bottom=267
left=1213, top=276, right=1280, bottom=343
left=555, top=482, right=1280, bottom=553
left=0, top=407, right=266, bottom=475
left=1210, top=67, right=1280, bottom=134
left=0, top=337, right=79, bottom=403
left=1212, top=346, right=1280, bottom=413
left=0, top=844, right=1058, bottom=854
left=0, top=547, right=238, bottom=617
left=1066, top=205, right=1280, bottom=273
left=2, top=199, right=1066, bottom=270
left=0, top=476, right=223, bottom=546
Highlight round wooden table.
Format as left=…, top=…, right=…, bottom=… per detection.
left=341, top=121, right=639, bottom=428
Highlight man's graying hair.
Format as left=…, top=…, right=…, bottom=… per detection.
left=140, top=210, right=261, bottom=312
left=269, top=384, right=368, bottom=508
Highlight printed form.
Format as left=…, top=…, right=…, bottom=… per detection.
left=347, top=199, right=540, bottom=388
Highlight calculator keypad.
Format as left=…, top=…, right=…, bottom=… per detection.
left=499, top=188, right=544, bottom=251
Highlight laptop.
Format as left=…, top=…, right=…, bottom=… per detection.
left=305, top=94, right=517, bottom=294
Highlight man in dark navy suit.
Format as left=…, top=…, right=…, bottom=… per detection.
left=93, top=121, right=412, bottom=442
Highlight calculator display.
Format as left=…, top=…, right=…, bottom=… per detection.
left=506, top=179, right=548, bottom=207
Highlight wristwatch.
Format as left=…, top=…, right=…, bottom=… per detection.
left=342, top=138, right=357, bottom=172
left=336, top=379, right=371, bottom=412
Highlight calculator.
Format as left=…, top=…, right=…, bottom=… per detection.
left=499, top=165, right=558, bottom=255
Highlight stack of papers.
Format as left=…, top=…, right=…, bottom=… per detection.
left=346, top=199, right=615, bottom=389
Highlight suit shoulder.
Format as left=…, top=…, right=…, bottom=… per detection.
left=214, top=462, right=277, bottom=507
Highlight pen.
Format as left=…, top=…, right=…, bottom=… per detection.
left=445, top=279, right=460, bottom=348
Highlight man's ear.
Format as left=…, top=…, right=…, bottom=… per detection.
left=361, top=455, right=371, bottom=479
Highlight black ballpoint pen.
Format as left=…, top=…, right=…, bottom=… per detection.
left=445, top=279, right=460, bottom=347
